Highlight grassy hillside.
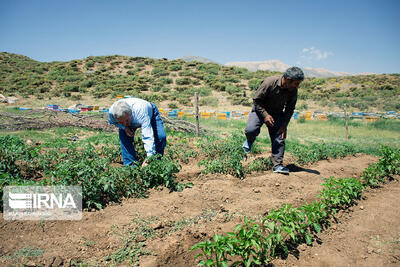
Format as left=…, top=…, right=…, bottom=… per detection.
left=0, top=52, right=399, bottom=112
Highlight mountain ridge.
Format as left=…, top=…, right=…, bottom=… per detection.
left=225, top=59, right=374, bottom=78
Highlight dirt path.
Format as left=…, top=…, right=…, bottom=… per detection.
left=0, top=154, right=378, bottom=266
left=273, top=178, right=400, bottom=267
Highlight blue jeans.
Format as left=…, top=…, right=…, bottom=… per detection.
left=119, top=104, right=167, bottom=166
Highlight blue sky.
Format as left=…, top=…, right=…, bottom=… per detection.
left=0, top=0, right=399, bottom=74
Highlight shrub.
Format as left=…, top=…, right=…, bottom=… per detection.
left=85, top=61, right=95, bottom=68
left=199, top=96, right=218, bottom=107
left=168, top=103, right=178, bottom=109
left=176, top=77, right=192, bottom=85
left=151, top=68, right=169, bottom=77
left=248, top=78, right=263, bottom=91
left=169, top=64, right=182, bottom=71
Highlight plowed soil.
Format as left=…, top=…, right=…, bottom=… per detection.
left=2, top=154, right=397, bottom=267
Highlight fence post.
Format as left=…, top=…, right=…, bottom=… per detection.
left=344, top=105, right=349, bottom=140
left=195, top=92, right=199, bottom=137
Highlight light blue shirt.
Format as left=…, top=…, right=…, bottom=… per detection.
left=108, top=97, right=155, bottom=157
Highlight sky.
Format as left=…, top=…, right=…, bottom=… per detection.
left=0, top=0, right=399, bottom=74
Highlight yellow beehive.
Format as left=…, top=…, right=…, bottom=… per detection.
left=316, top=114, right=327, bottom=121
left=200, top=112, right=212, bottom=118
left=159, top=108, right=165, bottom=113
left=304, top=111, right=312, bottom=120
left=177, top=111, right=185, bottom=117
left=244, top=111, right=250, bottom=116
left=116, top=95, right=123, bottom=99
left=217, top=113, right=228, bottom=120
left=365, top=116, right=379, bottom=122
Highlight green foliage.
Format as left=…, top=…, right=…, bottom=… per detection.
left=151, top=68, right=169, bottom=77
left=199, top=96, right=219, bottom=107
left=168, top=102, right=178, bottom=109
left=169, top=64, right=182, bottom=71
left=319, top=177, right=364, bottom=211
left=191, top=147, right=400, bottom=265
left=225, top=84, right=242, bottom=94
left=1, top=52, right=399, bottom=109
left=248, top=78, right=263, bottom=91
left=176, top=77, right=192, bottom=85
left=0, top=135, right=181, bottom=210
left=245, top=157, right=273, bottom=173
left=361, top=146, right=400, bottom=186
left=288, top=141, right=357, bottom=165
left=199, top=134, right=247, bottom=178
left=85, top=61, right=95, bottom=68
left=297, top=102, right=308, bottom=111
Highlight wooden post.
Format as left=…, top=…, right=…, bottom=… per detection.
left=344, top=105, right=349, bottom=140
left=195, top=92, right=199, bottom=137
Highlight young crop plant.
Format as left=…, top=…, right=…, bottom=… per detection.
left=198, top=134, right=247, bottom=178
left=288, top=141, right=357, bottom=165
left=245, top=157, right=273, bottom=173
left=228, top=217, right=269, bottom=266
left=361, top=146, right=400, bottom=186
left=0, top=134, right=183, bottom=209
left=263, top=204, right=310, bottom=256
left=318, top=177, right=364, bottom=214
left=191, top=148, right=400, bottom=266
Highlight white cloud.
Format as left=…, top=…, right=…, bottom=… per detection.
left=300, top=46, right=333, bottom=61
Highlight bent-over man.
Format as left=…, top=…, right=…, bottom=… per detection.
left=108, top=97, right=166, bottom=167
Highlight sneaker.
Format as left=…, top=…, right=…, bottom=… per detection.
left=273, top=165, right=290, bottom=174
left=242, top=140, right=253, bottom=154
left=243, top=146, right=251, bottom=154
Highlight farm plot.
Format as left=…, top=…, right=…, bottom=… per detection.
left=0, top=124, right=399, bottom=266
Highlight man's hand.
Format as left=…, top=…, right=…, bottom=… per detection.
left=264, top=115, right=275, bottom=127
left=125, top=127, right=135, bottom=137
left=141, top=159, right=148, bottom=167
left=277, top=126, right=287, bottom=139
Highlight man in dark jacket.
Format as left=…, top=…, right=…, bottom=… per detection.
left=242, top=67, right=304, bottom=174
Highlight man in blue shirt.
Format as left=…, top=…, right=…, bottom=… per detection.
left=108, top=97, right=166, bottom=166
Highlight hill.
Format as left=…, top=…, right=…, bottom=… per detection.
left=0, top=52, right=399, bottom=112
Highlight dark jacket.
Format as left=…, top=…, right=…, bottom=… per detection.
left=253, top=75, right=298, bottom=126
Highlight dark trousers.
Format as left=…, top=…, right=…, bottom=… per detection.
left=243, top=111, right=286, bottom=167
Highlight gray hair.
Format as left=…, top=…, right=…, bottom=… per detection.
left=283, top=67, right=304, bottom=81
left=110, top=100, right=131, bottom=119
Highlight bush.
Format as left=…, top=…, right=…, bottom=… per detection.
left=156, top=77, right=173, bottom=85
left=226, top=84, right=242, bottom=94
left=169, top=64, right=182, bottom=71
left=85, top=61, right=95, bottom=68
left=249, top=78, right=263, bottom=91
left=176, top=77, right=192, bottom=85
left=151, top=68, right=169, bottom=77
left=168, top=103, right=178, bottom=109
left=199, top=96, right=218, bottom=107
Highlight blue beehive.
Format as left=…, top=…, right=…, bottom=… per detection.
left=221, top=111, right=231, bottom=118
left=168, top=111, right=178, bottom=117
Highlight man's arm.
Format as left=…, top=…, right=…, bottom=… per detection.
left=253, top=79, right=271, bottom=121
left=137, top=104, right=156, bottom=157
left=283, top=91, right=298, bottom=126
left=253, top=78, right=277, bottom=127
